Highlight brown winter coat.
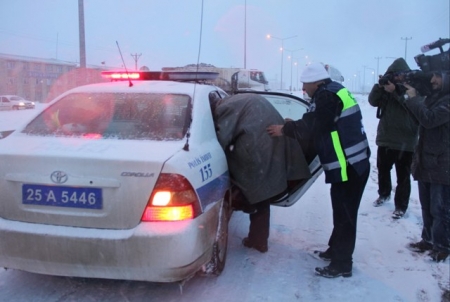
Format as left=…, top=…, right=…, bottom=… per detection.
left=213, top=93, right=311, bottom=204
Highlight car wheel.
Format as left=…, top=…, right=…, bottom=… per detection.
left=200, top=196, right=230, bottom=276
left=13, top=106, right=19, bottom=110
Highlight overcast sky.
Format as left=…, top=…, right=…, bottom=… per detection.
left=1, top=0, right=449, bottom=89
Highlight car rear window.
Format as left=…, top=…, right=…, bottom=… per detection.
left=22, top=92, right=191, bottom=140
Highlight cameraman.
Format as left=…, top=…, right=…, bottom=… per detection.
left=368, top=58, right=419, bottom=219
left=403, top=71, right=450, bottom=262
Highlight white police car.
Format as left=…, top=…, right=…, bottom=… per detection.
left=0, top=71, right=321, bottom=283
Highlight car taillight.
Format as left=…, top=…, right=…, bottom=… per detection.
left=82, top=133, right=102, bottom=139
left=141, top=173, right=200, bottom=222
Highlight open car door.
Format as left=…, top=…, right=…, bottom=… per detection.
left=234, top=91, right=323, bottom=207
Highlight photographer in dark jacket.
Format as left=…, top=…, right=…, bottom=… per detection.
left=368, top=58, right=419, bottom=219
left=403, top=71, right=450, bottom=262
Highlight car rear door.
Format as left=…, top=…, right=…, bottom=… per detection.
left=0, top=97, right=9, bottom=110
left=234, top=91, right=323, bottom=207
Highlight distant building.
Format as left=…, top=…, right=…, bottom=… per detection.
left=0, top=53, right=110, bottom=103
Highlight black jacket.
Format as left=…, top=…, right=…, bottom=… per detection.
left=405, top=90, right=450, bottom=185
left=283, top=80, right=370, bottom=183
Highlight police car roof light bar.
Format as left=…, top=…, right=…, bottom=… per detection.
left=101, top=71, right=219, bottom=82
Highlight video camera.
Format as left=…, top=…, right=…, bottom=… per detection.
left=378, top=70, right=433, bottom=95
left=415, top=38, right=450, bottom=72
left=379, top=38, right=449, bottom=96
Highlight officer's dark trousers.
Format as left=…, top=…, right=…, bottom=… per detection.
left=377, top=146, right=413, bottom=211
left=328, top=163, right=369, bottom=271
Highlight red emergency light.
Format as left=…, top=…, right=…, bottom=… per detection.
left=102, top=72, right=141, bottom=80
left=101, top=71, right=219, bottom=82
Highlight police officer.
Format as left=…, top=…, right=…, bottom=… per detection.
left=267, top=62, right=371, bottom=278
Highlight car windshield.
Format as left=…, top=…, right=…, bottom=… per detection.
left=22, top=92, right=191, bottom=140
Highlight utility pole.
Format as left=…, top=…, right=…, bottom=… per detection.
left=244, top=0, right=246, bottom=69
left=55, top=33, right=59, bottom=60
left=401, top=37, right=412, bottom=60
left=130, top=53, right=142, bottom=70
left=285, top=48, right=302, bottom=91
left=78, top=0, right=86, bottom=68
left=374, top=56, right=382, bottom=77
left=357, top=70, right=361, bottom=93
left=267, top=34, right=297, bottom=90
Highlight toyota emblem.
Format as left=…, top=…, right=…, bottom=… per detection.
left=50, top=171, right=68, bottom=184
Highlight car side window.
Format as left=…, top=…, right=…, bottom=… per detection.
left=208, top=91, right=225, bottom=114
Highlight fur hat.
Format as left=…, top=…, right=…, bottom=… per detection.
left=300, top=63, right=330, bottom=83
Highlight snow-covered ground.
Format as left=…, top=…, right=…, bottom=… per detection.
left=0, top=95, right=449, bottom=302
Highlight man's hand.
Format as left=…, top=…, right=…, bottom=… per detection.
left=266, top=125, right=284, bottom=137
left=383, top=81, right=396, bottom=93
left=403, top=83, right=417, bottom=99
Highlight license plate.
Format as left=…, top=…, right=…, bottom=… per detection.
left=22, top=184, right=102, bottom=209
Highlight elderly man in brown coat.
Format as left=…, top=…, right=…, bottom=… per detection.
left=210, top=93, right=311, bottom=253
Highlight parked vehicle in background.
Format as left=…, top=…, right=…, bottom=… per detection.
left=162, top=63, right=269, bottom=93
left=0, top=95, right=35, bottom=110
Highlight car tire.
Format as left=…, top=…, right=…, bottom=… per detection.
left=200, top=196, right=230, bottom=276
left=13, top=106, right=19, bottom=110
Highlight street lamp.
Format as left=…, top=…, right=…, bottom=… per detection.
left=304, top=55, right=311, bottom=66
left=348, top=76, right=354, bottom=93
left=286, top=48, right=303, bottom=91
left=363, top=66, right=375, bottom=94
left=267, top=34, right=297, bottom=90
left=294, top=61, right=299, bottom=90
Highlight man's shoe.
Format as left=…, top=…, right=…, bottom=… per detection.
left=429, top=250, right=449, bottom=262
left=315, top=265, right=352, bottom=278
left=242, top=237, right=268, bottom=253
left=373, top=196, right=390, bottom=207
left=408, top=240, right=433, bottom=253
left=312, top=249, right=332, bottom=261
left=392, top=209, right=405, bottom=219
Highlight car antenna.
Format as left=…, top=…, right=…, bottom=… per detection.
left=182, top=0, right=205, bottom=152
left=116, top=41, right=133, bottom=87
